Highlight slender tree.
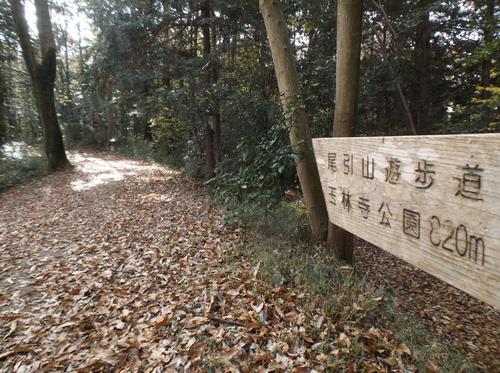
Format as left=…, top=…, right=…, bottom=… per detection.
left=9, top=0, right=70, bottom=170
left=104, top=79, right=116, bottom=141
left=328, top=0, right=363, bottom=262
left=260, top=0, right=329, bottom=242
left=202, top=0, right=221, bottom=178
left=0, top=66, right=7, bottom=144
left=410, top=0, right=433, bottom=134
left=474, top=0, right=496, bottom=125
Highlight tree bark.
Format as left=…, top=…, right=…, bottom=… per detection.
left=105, top=79, right=117, bottom=141
left=259, top=0, right=328, bottom=242
left=61, top=11, right=72, bottom=103
left=478, top=0, right=495, bottom=124
left=210, top=6, right=222, bottom=164
left=9, top=0, right=70, bottom=170
left=478, top=0, right=495, bottom=89
left=0, top=66, right=7, bottom=144
left=410, top=0, right=432, bottom=135
left=202, top=0, right=216, bottom=178
left=327, top=0, right=363, bottom=262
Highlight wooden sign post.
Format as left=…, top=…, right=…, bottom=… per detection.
left=313, top=134, right=500, bottom=309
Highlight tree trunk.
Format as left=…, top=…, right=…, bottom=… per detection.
left=34, top=78, right=69, bottom=169
left=259, top=0, right=328, bottom=243
left=9, top=0, right=70, bottom=170
left=478, top=0, right=495, bottom=124
left=105, top=79, right=116, bottom=141
left=327, top=0, right=363, bottom=262
left=480, top=0, right=494, bottom=89
left=410, top=0, right=432, bottom=135
left=77, top=21, right=85, bottom=76
left=210, top=6, right=222, bottom=164
left=0, top=67, right=7, bottom=144
left=202, top=0, right=216, bottom=178
left=62, top=12, right=72, bottom=103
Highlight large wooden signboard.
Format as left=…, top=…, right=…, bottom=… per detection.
left=313, top=134, right=500, bottom=309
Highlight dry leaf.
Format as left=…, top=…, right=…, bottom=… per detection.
left=337, top=333, right=351, bottom=347
left=4, top=320, right=17, bottom=340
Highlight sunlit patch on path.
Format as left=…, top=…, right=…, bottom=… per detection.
left=69, top=153, right=148, bottom=191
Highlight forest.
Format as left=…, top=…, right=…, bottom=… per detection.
left=0, top=0, right=499, bottom=371
left=1, top=0, right=497, bottom=185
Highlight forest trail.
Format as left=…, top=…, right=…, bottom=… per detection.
left=0, top=152, right=498, bottom=371
left=0, top=152, right=247, bottom=370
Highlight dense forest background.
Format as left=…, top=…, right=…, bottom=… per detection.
left=0, top=0, right=498, bottom=206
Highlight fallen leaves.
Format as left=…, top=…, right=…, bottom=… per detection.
left=3, top=320, right=16, bottom=339
left=0, top=345, right=33, bottom=360
left=355, top=239, right=500, bottom=369
left=336, top=332, right=351, bottom=347
left=0, top=152, right=497, bottom=371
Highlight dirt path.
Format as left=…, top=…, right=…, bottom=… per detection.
left=0, top=152, right=252, bottom=370
left=0, top=152, right=497, bottom=371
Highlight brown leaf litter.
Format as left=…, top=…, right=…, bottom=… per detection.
left=0, top=152, right=498, bottom=371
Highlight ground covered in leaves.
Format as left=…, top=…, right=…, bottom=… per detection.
left=355, top=240, right=500, bottom=370
left=0, top=152, right=498, bottom=371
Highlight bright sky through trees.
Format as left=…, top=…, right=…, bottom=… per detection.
left=24, top=0, right=94, bottom=45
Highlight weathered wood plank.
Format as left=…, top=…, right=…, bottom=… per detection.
left=313, top=134, right=500, bottom=309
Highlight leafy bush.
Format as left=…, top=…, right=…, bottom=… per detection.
left=208, top=121, right=297, bottom=215
left=180, top=139, right=206, bottom=178
left=150, top=113, right=190, bottom=163
left=111, top=137, right=155, bottom=161
left=0, top=142, right=47, bottom=191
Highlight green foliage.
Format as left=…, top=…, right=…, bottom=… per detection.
left=112, top=137, right=155, bottom=161
left=3, top=0, right=497, bottom=224
left=179, top=139, right=206, bottom=178
left=208, top=121, right=296, bottom=215
left=0, top=142, right=47, bottom=191
left=66, top=118, right=108, bottom=147
left=150, top=112, right=190, bottom=164
left=465, top=38, right=500, bottom=70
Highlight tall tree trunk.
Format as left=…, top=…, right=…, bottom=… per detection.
left=257, top=21, right=271, bottom=131
left=9, top=0, right=70, bottom=170
left=143, top=81, right=153, bottom=141
left=327, top=0, right=363, bottom=262
left=202, top=0, right=216, bottom=178
left=410, top=0, right=432, bottom=135
left=479, top=0, right=495, bottom=89
left=210, top=6, right=222, bottom=164
left=105, top=79, right=116, bottom=140
left=61, top=12, right=72, bottom=103
left=77, top=21, right=85, bottom=76
left=0, top=66, right=7, bottom=144
left=477, top=0, right=495, bottom=124
left=259, top=0, right=328, bottom=242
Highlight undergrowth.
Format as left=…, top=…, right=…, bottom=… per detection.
left=111, top=139, right=156, bottom=162
left=0, top=142, right=47, bottom=191
left=221, top=199, right=478, bottom=372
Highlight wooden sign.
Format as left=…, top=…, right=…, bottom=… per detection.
left=313, top=134, right=500, bottom=309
